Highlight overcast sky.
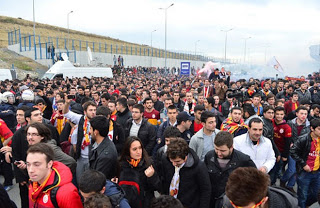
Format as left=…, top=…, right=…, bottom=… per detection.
left=1, top=0, right=320, bottom=76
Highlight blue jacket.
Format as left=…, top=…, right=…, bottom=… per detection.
left=104, top=180, right=131, bottom=208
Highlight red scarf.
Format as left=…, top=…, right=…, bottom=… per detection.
left=128, top=158, right=141, bottom=167
left=81, top=117, right=90, bottom=150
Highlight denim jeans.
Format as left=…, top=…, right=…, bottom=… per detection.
left=297, top=170, right=320, bottom=208
left=270, top=159, right=284, bottom=185
left=280, top=156, right=296, bottom=188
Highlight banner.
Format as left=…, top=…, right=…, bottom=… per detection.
left=180, top=62, right=190, bottom=76
left=267, top=56, right=284, bottom=73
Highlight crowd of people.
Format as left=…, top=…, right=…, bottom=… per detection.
left=0, top=66, right=320, bottom=208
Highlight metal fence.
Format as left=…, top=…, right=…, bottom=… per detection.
left=8, top=28, right=235, bottom=64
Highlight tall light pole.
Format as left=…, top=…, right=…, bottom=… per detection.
left=221, top=28, right=233, bottom=63
left=33, top=0, right=36, bottom=49
left=67, top=10, right=73, bottom=49
left=150, top=29, right=157, bottom=67
left=159, top=3, right=174, bottom=70
left=243, top=36, right=251, bottom=63
left=195, top=40, right=200, bottom=60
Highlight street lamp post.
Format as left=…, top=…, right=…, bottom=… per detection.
left=195, top=40, right=200, bottom=61
left=243, top=36, right=251, bottom=63
left=150, top=29, right=157, bottom=67
left=221, top=28, right=233, bottom=63
left=33, top=0, right=36, bottom=53
left=67, top=11, right=73, bottom=50
left=159, top=3, right=174, bottom=70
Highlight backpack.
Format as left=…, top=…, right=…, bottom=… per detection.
left=106, top=180, right=127, bottom=208
left=50, top=186, right=60, bottom=208
left=119, top=168, right=142, bottom=208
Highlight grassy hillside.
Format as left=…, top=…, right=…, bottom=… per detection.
left=0, top=15, right=165, bottom=56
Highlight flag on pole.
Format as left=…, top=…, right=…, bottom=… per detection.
left=267, top=56, right=284, bottom=73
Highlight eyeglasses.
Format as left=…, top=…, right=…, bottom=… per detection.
left=230, top=197, right=265, bottom=208
left=27, top=133, right=40, bottom=137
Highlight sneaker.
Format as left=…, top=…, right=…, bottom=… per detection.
left=4, top=185, right=13, bottom=192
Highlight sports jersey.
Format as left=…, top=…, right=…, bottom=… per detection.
left=273, top=119, right=292, bottom=154
left=306, top=137, right=320, bottom=171
left=0, top=118, right=13, bottom=146
left=144, top=109, right=160, bottom=126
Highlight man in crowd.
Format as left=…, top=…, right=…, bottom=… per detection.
left=284, top=92, right=300, bottom=119
left=173, top=91, right=185, bottom=112
left=190, top=105, right=205, bottom=134
left=108, top=100, right=117, bottom=121
left=159, top=138, right=211, bottom=208
left=143, top=97, right=160, bottom=127
left=290, top=118, right=320, bottom=208
left=157, top=105, right=178, bottom=149
left=296, top=81, right=311, bottom=104
left=89, top=116, right=118, bottom=179
left=233, top=117, right=276, bottom=173
left=281, top=106, right=310, bottom=192
left=224, top=167, right=298, bottom=207
left=189, top=111, right=220, bottom=161
left=176, top=111, right=194, bottom=144
left=116, top=97, right=132, bottom=129
left=276, top=84, right=294, bottom=101
left=63, top=98, right=97, bottom=183
left=252, top=93, right=263, bottom=116
left=221, top=107, right=248, bottom=137
left=124, top=104, right=156, bottom=155
left=204, top=131, right=256, bottom=207
left=183, top=92, right=197, bottom=116
left=151, top=90, right=164, bottom=112
left=160, top=98, right=174, bottom=123
left=26, top=143, right=82, bottom=207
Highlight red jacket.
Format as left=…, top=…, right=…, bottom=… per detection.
left=29, top=161, right=83, bottom=208
left=284, top=100, right=299, bottom=116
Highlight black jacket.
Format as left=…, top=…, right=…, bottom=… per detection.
left=204, top=149, right=256, bottom=206
left=116, top=108, right=132, bottom=129
left=288, top=118, right=310, bottom=144
left=221, top=101, right=231, bottom=118
left=159, top=148, right=211, bottom=208
left=154, top=100, right=164, bottom=112
left=290, top=133, right=312, bottom=174
left=124, top=118, right=156, bottom=155
left=262, top=117, right=280, bottom=158
left=111, top=119, right=126, bottom=155
left=119, top=159, right=160, bottom=208
left=89, top=137, right=118, bottom=179
left=173, top=100, right=185, bottom=112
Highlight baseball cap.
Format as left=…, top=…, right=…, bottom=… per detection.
left=177, top=111, right=194, bottom=122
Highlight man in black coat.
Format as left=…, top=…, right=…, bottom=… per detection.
left=204, top=131, right=256, bottom=207
left=124, top=104, right=156, bottom=155
left=159, top=138, right=211, bottom=208
left=116, top=97, right=132, bottom=129
left=88, top=116, right=118, bottom=180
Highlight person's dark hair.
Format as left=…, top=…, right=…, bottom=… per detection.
left=26, top=122, right=52, bottom=143
left=143, top=97, right=152, bottom=104
left=248, top=82, right=255, bottom=87
left=119, top=136, right=151, bottom=167
left=27, top=143, right=54, bottom=163
left=167, top=105, right=177, bottom=111
left=79, top=169, right=106, bottom=193
left=226, top=167, right=269, bottom=206
left=231, top=107, right=242, bottom=114
left=296, top=106, right=308, bottom=113
left=263, top=105, right=274, bottom=114
left=25, top=108, right=41, bottom=120
left=252, top=93, right=261, bottom=98
left=163, top=126, right=181, bottom=139
left=311, top=104, right=320, bottom=111
left=200, top=111, right=216, bottom=123
left=132, top=104, right=144, bottom=113
left=287, top=84, right=294, bottom=90
left=17, top=105, right=32, bottom=113
left=266, top=93, right=275, bottom=102
left=248, top=117, right=263, bottom=128
left=127, top=100, right=136, bottom=107
left=206, top=97, right=214, bottom=107
left=275, top=99, right=284, bottom=106
left=84, top=193, right=112, bottom=208
left=81, top=97, right=93, bottom=106
left=274, top=106, right=285, bottom=113
left=164, top=97, right=174, bottom=103
left=96, top=106, right=111, bottom=117
left=90, top=116, right=109, bottom=137
left=150, top=195, right=184, bottom=208
left=35, top=98, right=46, bottom=105
left=167, top=138, right=189, bottom=160
left=194, top=104, right=205, bottom=113
left=101, top=93, right=111, bottom=101
left=242, top=103, right=255, bottom=117
left=151, top=90, right=159, bottom=96
left=128, top=95, right=137, bottom=102
left=78, top=86, right=85, bottom=91
left=214, top=131, right=233, bottom=148
left=159, top=91, right=167, bottom=97
left=82, top=100, right=96, bottom=111
left=116, top=97, right=127, bottom=108
left=310, top=118, right=320, bottom=130
left=292, top=92, right=298, bottom=97
left=56, top=99, right=65, bottom=104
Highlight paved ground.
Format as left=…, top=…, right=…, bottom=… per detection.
left=1, top=176, right=319, bottom=208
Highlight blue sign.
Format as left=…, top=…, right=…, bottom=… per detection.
left=180, top=62, right=190, bottom=76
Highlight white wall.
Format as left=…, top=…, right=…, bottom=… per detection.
left=8, top=44, right=207, bottom=69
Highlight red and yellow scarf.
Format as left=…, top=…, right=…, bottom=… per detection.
left=221, top=117, right=248, bottom=134
left=81, top=117, right=90, bottom=150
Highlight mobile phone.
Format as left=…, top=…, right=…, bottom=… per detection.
left=67, top=95, right=75, bottom=99
left=14, top=160, right=21, bottom=165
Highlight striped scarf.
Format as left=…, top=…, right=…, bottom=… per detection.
left=183, top=99, right=197, bottom=115
left=221, top=117, right=248, bottom=134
